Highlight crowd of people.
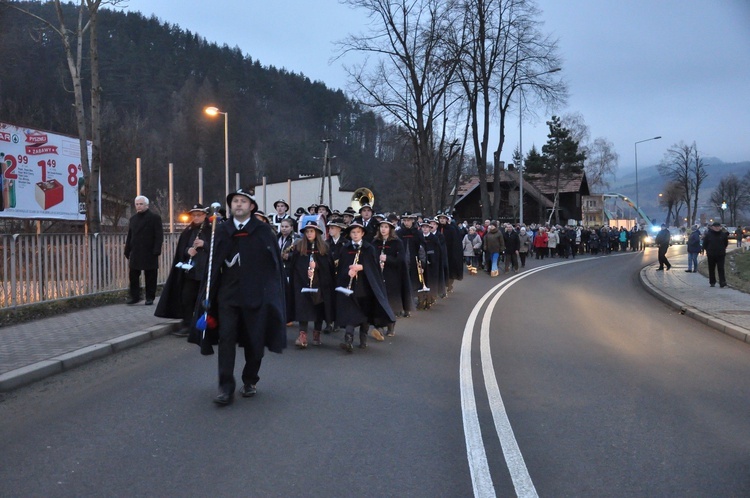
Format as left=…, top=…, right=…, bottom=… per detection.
left=141, top=188, right=735, bottom=405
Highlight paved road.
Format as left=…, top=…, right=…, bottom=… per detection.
left=1, top=247, right=749, bottom=496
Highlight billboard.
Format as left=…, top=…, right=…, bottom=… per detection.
left=0, top=121, right=90, bottom=221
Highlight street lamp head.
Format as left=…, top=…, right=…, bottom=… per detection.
left=204, top=106, right=222, bottom=116
left=653, top=136, right=662, bottom=140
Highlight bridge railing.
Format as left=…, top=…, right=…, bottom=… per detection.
left=0, top=233, right=179, bottom=309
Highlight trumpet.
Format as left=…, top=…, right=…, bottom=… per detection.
left=301, top=242, right=318, bottom=293
left=336, top=246, right=361, bottom=296
left=416, top=256, right=430, bottom=292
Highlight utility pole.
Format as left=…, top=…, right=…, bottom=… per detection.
left=316, top=139, right=336, bottom=207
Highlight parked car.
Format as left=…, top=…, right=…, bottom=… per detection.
left=725, top=226, right=738, bottom=239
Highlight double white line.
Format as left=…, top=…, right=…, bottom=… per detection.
left=460, top=259, right=589, bottom=497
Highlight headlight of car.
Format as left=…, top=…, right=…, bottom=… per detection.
left=645, top=236, right=654, bottom=244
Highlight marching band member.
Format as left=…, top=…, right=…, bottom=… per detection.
left=289, top=220, right=335, bottom=348
left=397, top=212, right=423, bottom=313
left=429, top=218, right=449, bottom=298
left=155, top=204, right=211, bottom=337
left=342, top=207, right=356, bottom=226
left=418, top=219, right=443, bottom=309
left=270, top=199, right=293, bottom=231
left=353, top=203, right=378, bottom=242
left=374, top=219, right=413, bottom=337
left=335, top=222, right=396, bottom=352
left=436, top=212, right=464, bottom=292
left=192, top=188, right=286, bottom=406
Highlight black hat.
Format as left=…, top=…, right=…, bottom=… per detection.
left=308, top=203, right=319, bottom=211
left=301, top=220, right=324, bottom=233
left=436, top=211, right=451, bottom=220
left=347, top=220, right=365, bottom=233
left=273, top=199, right=289, bottom=210
left=419, top=219, right=432, bottom=227
left=343, top=207, right=356, bottom=216
left=327, top=218, right=347, bottom=229
left=358, top=203, right=373, bottom=213
left=401, top=211, right=416, bottom=219
left=373, top=212, right=385, bottom=220
left=379, top=219, right=396, bottom=229
left=189, top=203, right=209, bottom=213
left=331, top=209, right=342, bottom=217
left=254, top=210, right=270, bottom=223
left=317, top=204, right=332, bottom=216
left=294, top=207, right=306, bottom=217
left=711, top=221, right=722, bottom=227
left=226, top=188, right=258, bottom=213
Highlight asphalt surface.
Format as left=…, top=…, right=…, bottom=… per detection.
left=1, top=246, right=749, bottom=496
left=2, top=246, right=748, bottom=392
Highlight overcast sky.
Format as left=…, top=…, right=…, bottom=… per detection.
left=121, top=0, right=750, bottom=174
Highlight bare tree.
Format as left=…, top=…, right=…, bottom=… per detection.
left=659, top=181, right=685, bottom=226
left=658, top=141, right=708, bottom=227
left=585, top=137, right=619, bottom=192
left=4, top=0, right=122, bottom=232
left=710, top=174, right=749, bottom=225
left=453, top=0, right=565, bottom=220
left=337, top=0, right=460, bottom=213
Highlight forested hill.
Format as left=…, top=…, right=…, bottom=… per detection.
left=0, top=2, right=405, bottom=209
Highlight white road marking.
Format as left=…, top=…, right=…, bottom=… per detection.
left=462, top=256, right=632, bottom=496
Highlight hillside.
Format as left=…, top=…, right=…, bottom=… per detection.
left=0, top=2, right=408, bottom=212
left=607, top=159, right=750, bottom=225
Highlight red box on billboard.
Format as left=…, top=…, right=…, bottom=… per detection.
left=35, top=179, right=64, bottom=210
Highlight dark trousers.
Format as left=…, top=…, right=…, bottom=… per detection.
left=707, top=253, right=726, bottom=286
left=180, top=278, right=202, bottom=327
left=129, top=268, right=157, bottom=300
left=657, top=245, right=670, bottom=269
left=217, top=303, right=263, bottom=394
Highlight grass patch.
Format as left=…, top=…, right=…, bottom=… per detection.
left=697, top=248, right=750, bottom=293
left=0, top=285, right=167, bottom=329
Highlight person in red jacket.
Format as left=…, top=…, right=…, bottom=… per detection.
left=534, top=227, right=549, bottom=259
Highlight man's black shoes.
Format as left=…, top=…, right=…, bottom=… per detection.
left=126, top=297, right=141, bottom=305
left=239, top=384, right=257, bottom=397
left=213, top=392, right=233, bottom=406
left=144, top=299, right=154, bottom=305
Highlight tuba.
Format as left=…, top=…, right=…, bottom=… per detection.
left=350, top=187, right=374, bottom=211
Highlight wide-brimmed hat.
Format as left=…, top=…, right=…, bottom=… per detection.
left=307, top=203, right=319, bottom=211
left=378, top=219, right=396, bottom=229
left=301, top=220, right=324, bottom=233
left=327, top=218, right=347, bottom=229
left=273, top=199, right=289, bottom=210
left=189, top=203, right=209, bottom=214
left=358, top=203, right=373, bottom=213
left=343, top=207, right=357, bottom=216
left=346, top=221, right=365, bottom=233
left=294, top=207, right=306, bottom=217
left=226, top=188, right=258, bottom=213
left=373, top=212, right=385, bottom=220
left=401, top=211, right=416, bottom=219
left=317, top=204, right=332, bottom=217
left=435, top=211, right=451, bottom=220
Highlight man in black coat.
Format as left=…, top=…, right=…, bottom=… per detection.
left=353, top=203, right=379, bottom=242
left=703, top=221, right=729, bottom=287
left=124, top=195, right=163, bottom=305
left=502, top=224, right=520, bottom=273
left=193, top=188, right=287, bottom=406
left=155, top=204, right=211, bottom=336
left=436, top=212, right=464, bottom=291
left=655, top=224, right=672, bottom=271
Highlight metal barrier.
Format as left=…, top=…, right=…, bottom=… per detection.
left=0, top=233, right=179, bottom=309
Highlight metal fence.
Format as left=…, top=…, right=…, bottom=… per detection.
left=0, top=233, right=179, bottom=309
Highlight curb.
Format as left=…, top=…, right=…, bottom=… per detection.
left=0, top=320, right=180, bottom=392
left=639, top=266, right=750, bottom=344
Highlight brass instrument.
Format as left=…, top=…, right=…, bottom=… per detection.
left=350, top=187, right=374, bottom=211
left=336, top=246, right=361, bottom=296
left=416, top=256, right=430, bottom=292
left=302, top=242, right=318, bottom=293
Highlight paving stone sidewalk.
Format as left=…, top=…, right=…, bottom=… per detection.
left=641, top=257, right=750, bottom=343
left=0, top=299, right=179, bottom=390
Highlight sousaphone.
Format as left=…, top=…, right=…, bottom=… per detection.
left=351, top=187, right=374, bottom=211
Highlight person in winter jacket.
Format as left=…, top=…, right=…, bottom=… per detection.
left=462, top=226, right=483, bottom=274
left=482, top=222, right=505, bottom=277
left=685, top=225, right=702, bottom=273
left=703, top=222, right=729, bottom=287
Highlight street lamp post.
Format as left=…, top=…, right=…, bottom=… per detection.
left=518, top=67, right=561, bottom=225
left=205, top=106, right=229, bottom=200
left=634, top=136, right=661, bottom=211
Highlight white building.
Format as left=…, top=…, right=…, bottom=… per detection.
left=256, top=175, right=355, bottom=214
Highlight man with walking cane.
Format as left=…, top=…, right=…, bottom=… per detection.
left=189, top=188, right=287, bottom=406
